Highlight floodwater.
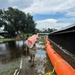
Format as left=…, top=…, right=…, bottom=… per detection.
left=19, top=42, right=56, bottom=75
left=0, top=40, right=26, bottom=75
left=0, top=41, right=25, bottom=62
left=0, top=40, right=56, bottom=75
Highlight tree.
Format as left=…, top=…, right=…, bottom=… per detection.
left=25, top=13, right=36, bottom=33
left=36, top=28, right=57, bottom=33
left=0, top=9, right=6, bottom=27
left=0, top=7, right=36, bottom=37
left=0, top=9, right=3, bottom=27
left=35, top=28, right=41, bottom=33
left=48, top=28, right=53, bottom=32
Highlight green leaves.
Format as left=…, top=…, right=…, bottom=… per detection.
left=0, top=7, right=36, bottom=37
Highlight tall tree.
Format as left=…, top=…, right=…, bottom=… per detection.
left=25, top=13, right=36, bottom=33
left=0, top=7, right=36, bottom=36
left=0, top=9, right=7, bottom=27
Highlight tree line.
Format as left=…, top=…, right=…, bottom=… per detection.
left=35, top=28, right=57, bottom=33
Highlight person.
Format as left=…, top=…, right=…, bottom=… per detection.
left=25, top=34, right=37, bottom=67
left=25, top=42, right=36, bottom=67
left=29, top=44, right=36, bottom=67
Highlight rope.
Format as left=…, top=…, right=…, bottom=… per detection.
left=44, top=60, right=64, bottom=75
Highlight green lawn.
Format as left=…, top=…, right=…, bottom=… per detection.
left=0, top=34, right=32, bottom=42
left=0, top=38, right=15, bottom=42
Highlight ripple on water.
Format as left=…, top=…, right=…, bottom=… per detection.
left=35, top=50, right=46, bottom=75
left=36, top=43, right=45, bottom=49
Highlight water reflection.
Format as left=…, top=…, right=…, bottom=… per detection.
left=0, top=40, right=26, bottom=63
left=36, top=50, right=46, bottom=56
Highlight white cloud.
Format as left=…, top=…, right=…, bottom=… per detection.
left=8, top=0, right=17, bottom=3
left=36, top=18, right=71, bottom=30
left=0, top=0, right=75, bottom=30
left=0, top=0, right=33, bottom=9
left=37, top=19, right=57, bottom=24
left=12, top=5, right=18, bottom=8
left=66, top=12, right=75, bottom=17
left=1, top=0, right=75, bottom=16
left=23, top=0, right=75, bottom=14
left=58, top=17, right=75, bottom=23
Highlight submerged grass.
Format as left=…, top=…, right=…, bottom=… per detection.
left=38, top=35, right=56, bottom=75
left=0, top=58, right=20, bottom=75
left=0, top=38, right=15, bottom=42
left=45, top=54, right=56, bottom=75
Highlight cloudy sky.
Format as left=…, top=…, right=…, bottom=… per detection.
left=0, top=0, right=75, bottom=30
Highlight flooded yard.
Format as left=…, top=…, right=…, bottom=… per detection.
left=0, top=38, right=56, bottom=75
left=0, top=41, right=25, bottom=75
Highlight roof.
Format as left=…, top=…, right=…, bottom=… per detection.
left=50, top=24, right=75, bottom=34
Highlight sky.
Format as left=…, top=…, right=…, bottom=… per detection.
left=0, top=0, right=75, bottom=30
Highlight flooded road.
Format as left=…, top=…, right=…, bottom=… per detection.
left=0, top=39, right=56, bottom=75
